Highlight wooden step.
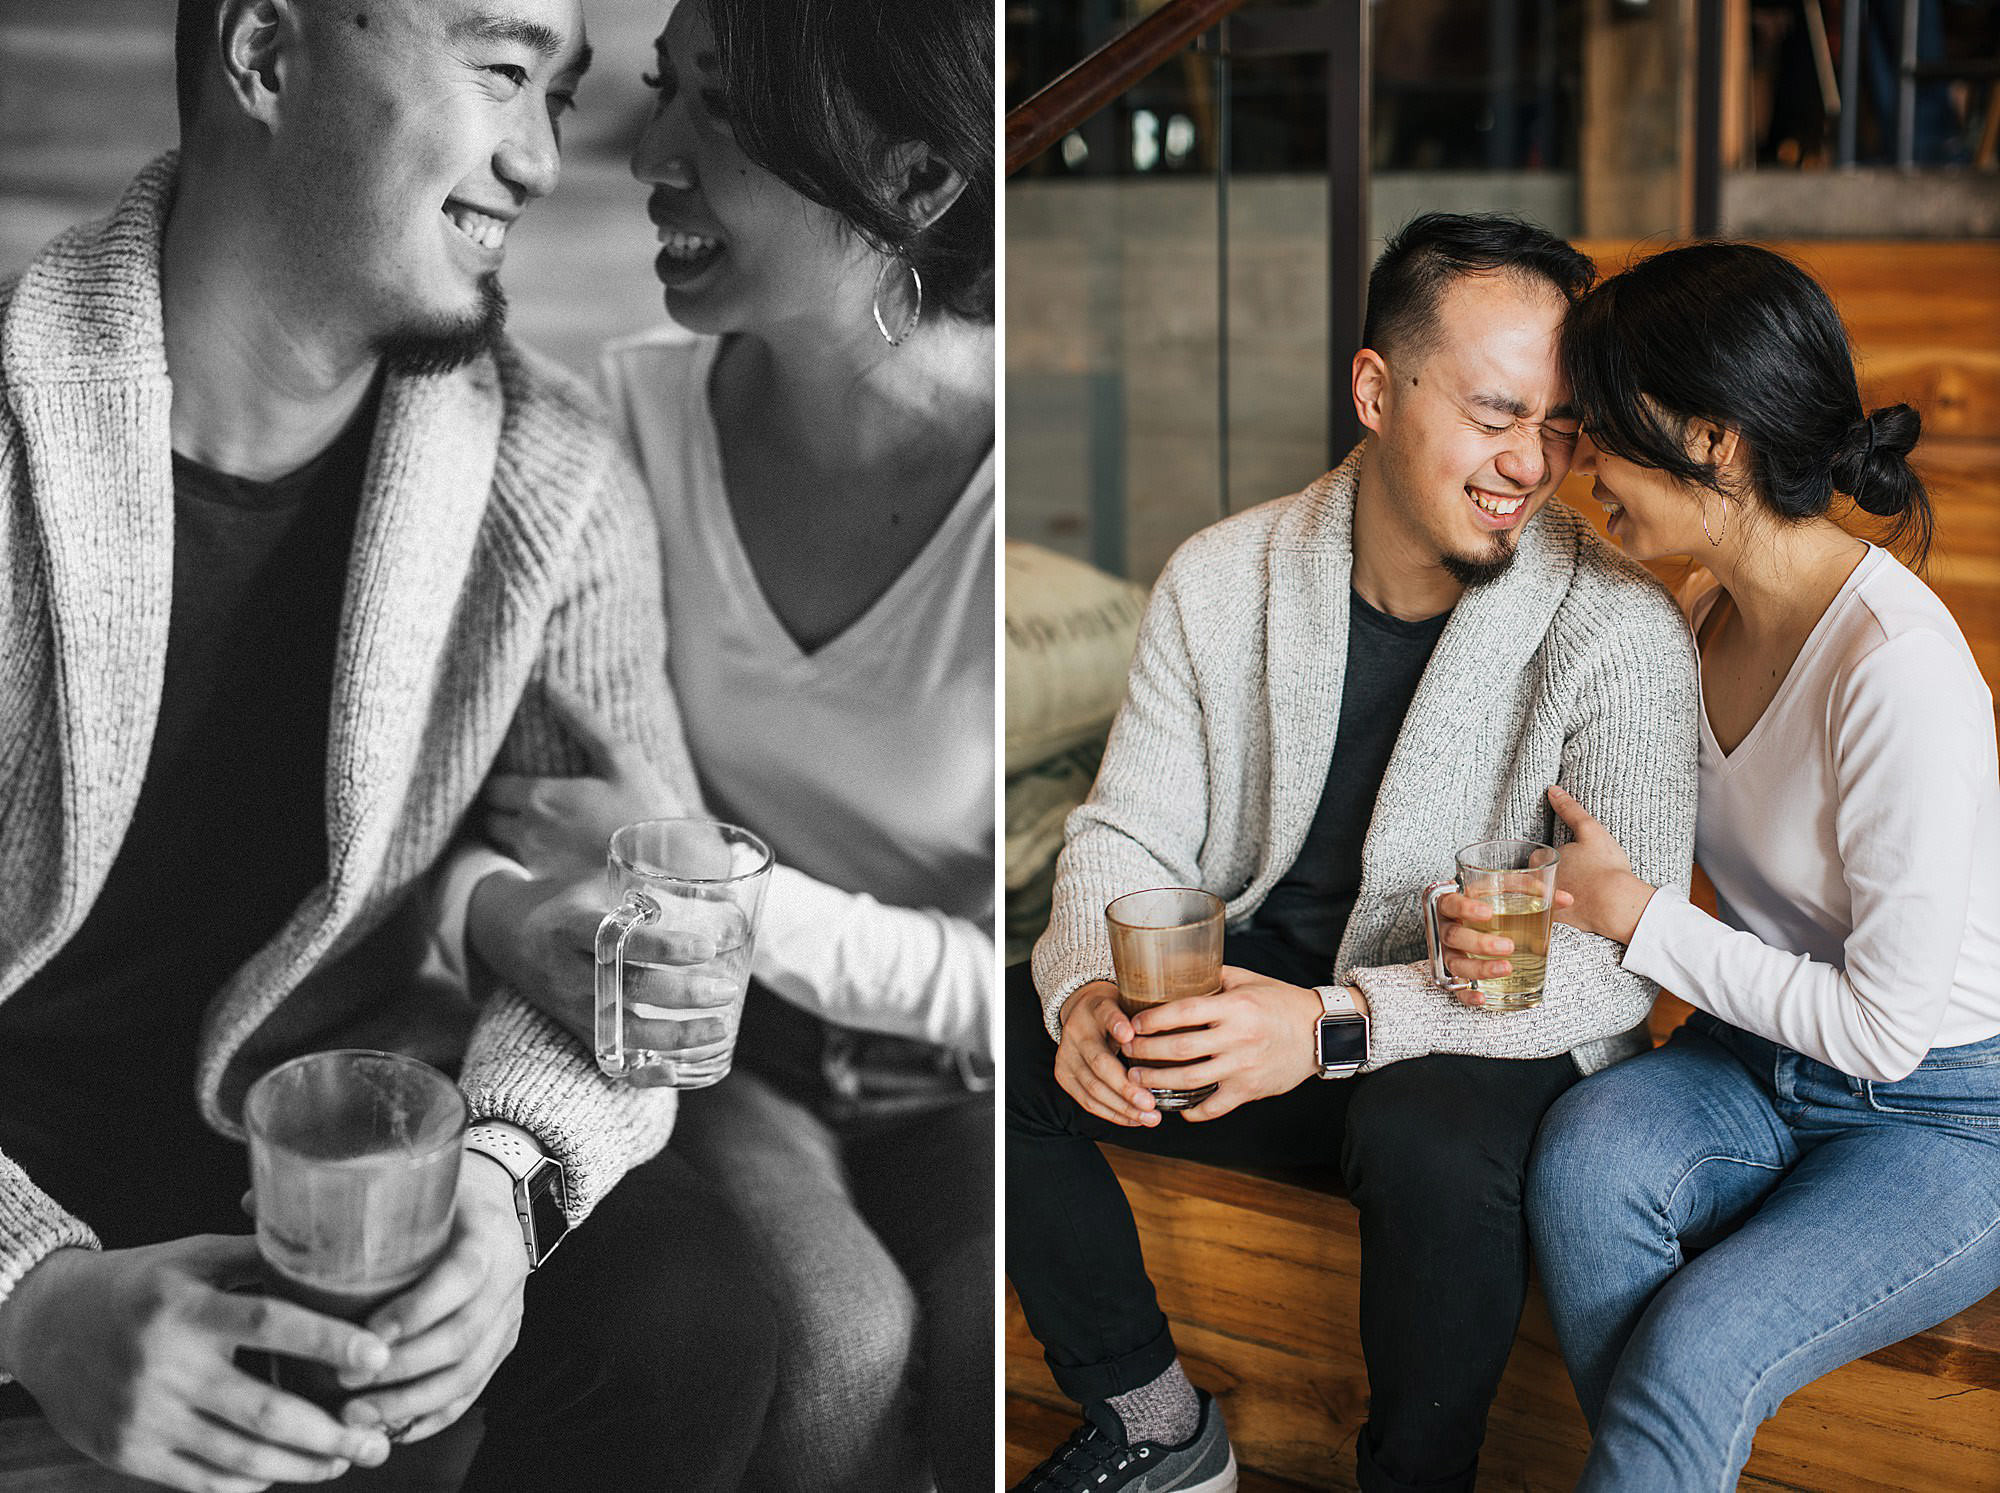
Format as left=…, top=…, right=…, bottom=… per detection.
left=1006, top=1149, right=2000, bottom=1490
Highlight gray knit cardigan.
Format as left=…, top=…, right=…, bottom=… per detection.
left=1032, top=449, right=1701, bottom=1076
left=0, top=157, right=705, bottom=1307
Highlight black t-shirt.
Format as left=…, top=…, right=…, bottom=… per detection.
left=0, top=395, right=374, bottom=1247
left=1245, top=589, right=1451, bottom=988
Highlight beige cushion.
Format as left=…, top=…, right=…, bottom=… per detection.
left=1004, top=542, right=1147, bottom=775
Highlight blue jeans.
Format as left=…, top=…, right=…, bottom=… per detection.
left=1527, top=1012, right=2000, bottom=1492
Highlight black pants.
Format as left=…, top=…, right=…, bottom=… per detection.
left=0, top=1104, right=778, bottom=1492
left=463, top=1144, right=779, bottom=1491
left=1003, top=942, right=1576, bottom=1493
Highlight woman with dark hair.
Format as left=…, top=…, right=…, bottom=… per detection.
left=475, top=0, right=995, bottom=1487
left=1434, top=242, right=2000, bottom=1488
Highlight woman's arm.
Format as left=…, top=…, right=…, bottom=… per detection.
left=1625, top=629, right=1990, bottom=1082
left=478, top=691, right=995, bottom=1057
left=749, top=869, right=992, bottom=1057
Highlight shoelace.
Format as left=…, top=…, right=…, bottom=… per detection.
left=1022, top=1422, right=1157, bottom=1492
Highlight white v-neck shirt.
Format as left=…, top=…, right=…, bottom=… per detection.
left=1625, top=544, right=2000, bottom=1081
left=599, top=327, right=994, bottom=1056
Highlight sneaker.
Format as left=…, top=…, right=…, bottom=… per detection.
left=1011, top=1390, right=1238, bottom=1493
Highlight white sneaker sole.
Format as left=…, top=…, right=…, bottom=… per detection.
left=1176, top=1448, right=1238, bottom=1493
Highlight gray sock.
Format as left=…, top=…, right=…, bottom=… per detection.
left=1106, top=1359, right=1200, bottom=1447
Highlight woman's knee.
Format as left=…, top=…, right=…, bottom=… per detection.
left=770, top=1228, right=923, bottom=1409
left=1526, top=1079, right=1634, bottom=1222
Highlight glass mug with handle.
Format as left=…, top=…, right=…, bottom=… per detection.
left=1105, top=887, right=1225, bottom=1111
left=1421, top=838, right=1561, bottom=1010
left=595, top=818, right=773, bottom=1087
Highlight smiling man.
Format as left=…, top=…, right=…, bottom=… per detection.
left=1007, top=215, right=1700, bottom=1493
left=0, top=1, right=777, bottom=1489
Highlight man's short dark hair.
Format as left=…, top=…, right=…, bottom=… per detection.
left=1363, top=213, right=1595, bottom=367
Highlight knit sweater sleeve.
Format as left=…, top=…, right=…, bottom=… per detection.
left=1348, top=589, right=1700, bottom=1068
left=1030, top=555, right=1213, bottom=1037
left=456, top=454, right=701, bottom=1220
left=0, top=1155, right=102, bottom=1371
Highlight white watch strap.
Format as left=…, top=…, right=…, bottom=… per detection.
left=465, top=1121, right=546, bottom=1180
left=1319, top=986, right=1359, bottom=1018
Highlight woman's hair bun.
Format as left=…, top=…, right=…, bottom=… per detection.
left=1832, top=403, right=1922, bottom=517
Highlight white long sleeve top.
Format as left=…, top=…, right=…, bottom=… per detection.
left=1624, top=545, right=2000, bottom=1083
left=597, top=327, right=995, bottom=1058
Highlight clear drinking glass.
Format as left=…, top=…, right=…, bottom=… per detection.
left=1421, top=839, right=1561, bottom=1010
left=594, top=818, right=773, bottom=1088
left=1105, top=887, right=1225, bottom=1111
left=244, top=1049, right=466, bottom=1406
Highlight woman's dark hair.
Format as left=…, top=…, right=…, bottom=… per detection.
left=706, top=0, right=994, bottom=325
left=175, top=0, right=214, bottom=130
left=1563, top=242, right=1931, bottom=566
left=1364, top=213, right=1596, bottom=364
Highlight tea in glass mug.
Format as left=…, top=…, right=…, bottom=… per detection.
left=1421, top=839, right=1560, bottom=1010
left=595, top=819, right=773, bottom=1088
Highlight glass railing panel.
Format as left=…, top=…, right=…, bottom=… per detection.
left=1220, top=47, right=1334, bottom=512
left=1007, top=39, right=1224, bottom=584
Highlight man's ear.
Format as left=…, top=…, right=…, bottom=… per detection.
left=1352, top=348, right=1393, bottom=437
left=883, top=140, right=969, bottom=237
left=214, top=0, right=297, bottom=128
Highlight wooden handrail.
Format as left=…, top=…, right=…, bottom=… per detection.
left=1005, top=0, right=1252, bottom=176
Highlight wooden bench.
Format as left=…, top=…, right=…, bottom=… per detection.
left=1005, top=1147, right=2000, bottom=1490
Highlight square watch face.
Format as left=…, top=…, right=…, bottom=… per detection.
left=526, top=1164, right=569, bottom=1258
left=1321, top=1018, right=1368, bottom=1066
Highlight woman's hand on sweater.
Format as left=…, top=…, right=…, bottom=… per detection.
left=467, top=870, right=738, bottom=1079
left=1123, top=967, right=1328, bottom=1120
left=481, top=681, right=671, bottom=878
left=1054, top=981, right=1161, bottom=1127
left=1545, top=786, right=1656, bottom=946
left=337, top=1159, right=529, bottom=1447
left=0, top=1237, right=392, bottom=1491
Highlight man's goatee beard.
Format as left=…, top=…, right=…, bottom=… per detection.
left=375, top=276, right=508, bottom=376
left=1440, top=539, right=1520, bottom=588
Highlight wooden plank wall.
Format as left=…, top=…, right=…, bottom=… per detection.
left=1566, top=239, right=2000, bottom=694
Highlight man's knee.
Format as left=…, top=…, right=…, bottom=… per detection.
left=1344, top=1059, right=1548, bottom=1216
left=566, top=1154, right=781, bottom=1409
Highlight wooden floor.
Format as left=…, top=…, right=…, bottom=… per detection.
left=1005, top=1150, right=2000, bottom=1491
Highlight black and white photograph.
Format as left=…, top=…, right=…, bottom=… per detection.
left=0, top=0, right=994, bottom=1488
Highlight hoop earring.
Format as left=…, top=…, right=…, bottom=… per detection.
left=1702, top=492, right=1729, bottom=548
left=872, top=255, right=922, bottom=347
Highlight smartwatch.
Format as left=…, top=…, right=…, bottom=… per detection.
left=465, top=1122, right=570, bottom=1270
left=1315, top=986, right=1369, bottom=1079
